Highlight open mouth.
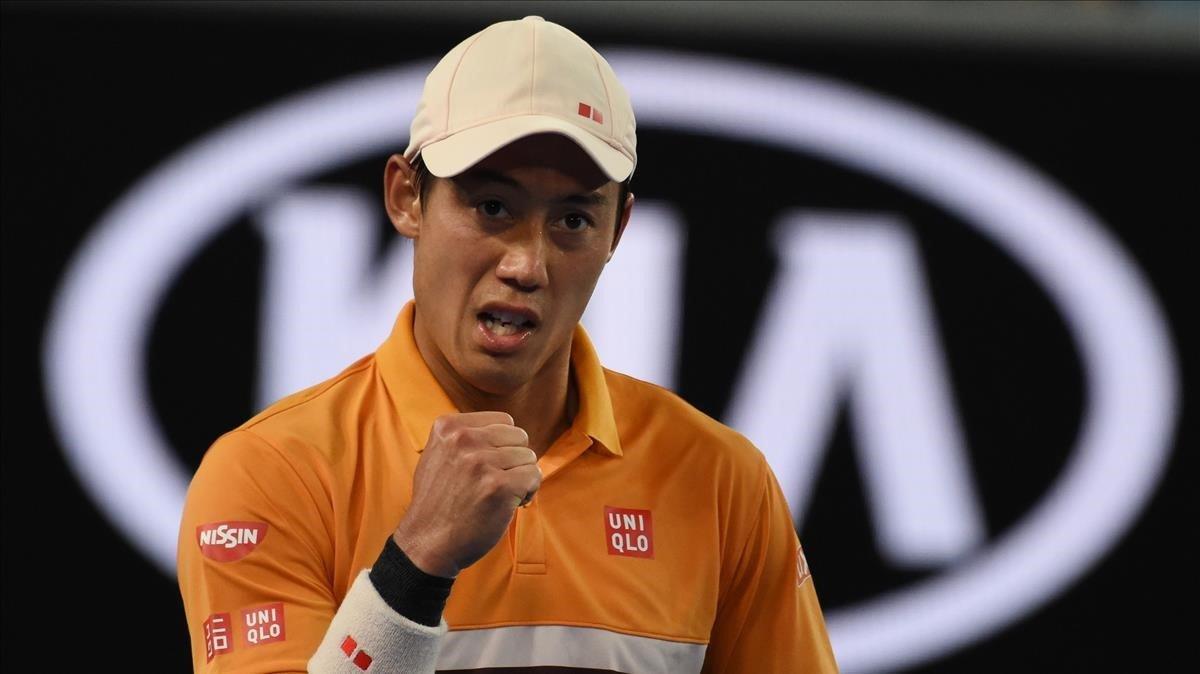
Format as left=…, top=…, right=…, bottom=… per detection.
left=477, top=310, right=537, bottom=337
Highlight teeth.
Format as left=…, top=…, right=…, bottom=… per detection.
left=490, top=310, right=528, bottom=326
left=482, top=310, right=533, bottom=332
left=483, top=315, right=524, bottom=336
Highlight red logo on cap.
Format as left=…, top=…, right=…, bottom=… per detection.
left=578, top=102, right=603, bottom=124
left=197, top=521, right=267, bottom=562
left=605, top=506, right=654, bottom=558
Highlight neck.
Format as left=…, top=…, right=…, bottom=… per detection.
left=412, top=314, right=577, bottom=458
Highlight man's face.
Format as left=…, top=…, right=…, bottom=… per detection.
left=394, top=133, right=631, bottom=395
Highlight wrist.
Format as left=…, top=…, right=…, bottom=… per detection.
left=391, top=528, right=459, bottom=579
left=370, top=536, right=455, bottom=628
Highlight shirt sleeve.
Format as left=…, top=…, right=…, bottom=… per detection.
left=702, top=462, right=840, bottom=673
left=178, top=429, right=340, bottom=672
left=179, top=429, right=453, bottom=673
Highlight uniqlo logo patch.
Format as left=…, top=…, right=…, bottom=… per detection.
left=203, top=613, right=233, bottom=662
left=241, top=602, right=286, bottom=647
left=196, top=521, right=268, bottom=562
left=605, top=506, right=654, bottom=558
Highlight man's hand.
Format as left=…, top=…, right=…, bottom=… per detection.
left=392, top=411, right=541, bottom=578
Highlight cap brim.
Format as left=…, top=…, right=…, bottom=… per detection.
left=418, top=114, right=634, bottom=182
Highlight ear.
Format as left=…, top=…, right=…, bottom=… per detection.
left=384, top=154, right=421, bottom=239
left=606, top=191, right=635, bottom=263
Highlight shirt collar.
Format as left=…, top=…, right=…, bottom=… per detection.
left=375, top=300, right=623, bottom=457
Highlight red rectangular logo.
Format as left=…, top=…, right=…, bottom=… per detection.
left=241, top=602, right=286, bottom=647
left=605, top=506, right=654, bottom=558
left=203, top=612, right=233, bottom=662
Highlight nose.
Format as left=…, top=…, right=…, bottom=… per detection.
left=495, top=224, right=549, bottom=292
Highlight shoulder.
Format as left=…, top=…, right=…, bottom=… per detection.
left=226, top=353, right=380, bottom=459
left=240, top=353, right=376, bottom=436
left=191, top=353, right=380, bottom=494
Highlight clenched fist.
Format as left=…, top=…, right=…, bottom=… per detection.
left=391, top=411, right=542, bottom=578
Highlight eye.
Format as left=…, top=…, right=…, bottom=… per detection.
left=476, top=199, right=509, bottom=218
left=561, top=213, right=592, bottom=232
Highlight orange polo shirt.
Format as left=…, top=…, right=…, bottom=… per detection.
left=178, top=300, right=837, bottom=672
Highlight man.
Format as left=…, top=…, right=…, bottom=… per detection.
left=178, top=15, right=838, bottom=673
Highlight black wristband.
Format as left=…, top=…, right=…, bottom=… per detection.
left=368, top=536, right=456, bottom=628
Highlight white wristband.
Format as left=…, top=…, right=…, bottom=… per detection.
left=308, top=570, right=447, bottom=673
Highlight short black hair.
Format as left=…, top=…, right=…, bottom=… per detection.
left=409, top=154, right=632, bottom=236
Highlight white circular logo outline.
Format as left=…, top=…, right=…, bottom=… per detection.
left=43, top=50, right=1178, bottom=672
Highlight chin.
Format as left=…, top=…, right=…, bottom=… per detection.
left=462, top=353, right=536, bottom=395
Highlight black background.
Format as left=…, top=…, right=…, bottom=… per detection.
left=2, top=3, right=1195, bottom=672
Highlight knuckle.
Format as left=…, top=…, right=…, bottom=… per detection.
left=463, top=449, right=487, bottom=472
left=431, top=415, right=456, bottom=438
left=447, top=426, right=473, bottom=447
left=479, top=471, right=502, bottom=495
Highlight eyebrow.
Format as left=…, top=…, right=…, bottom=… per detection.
left=461, top=168, right=609, bottom=207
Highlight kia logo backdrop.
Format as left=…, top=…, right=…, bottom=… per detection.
left=3, top=4, right=1194, bottom=673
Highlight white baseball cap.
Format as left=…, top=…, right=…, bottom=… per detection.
left=404, top=16, right=637, bottom=182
